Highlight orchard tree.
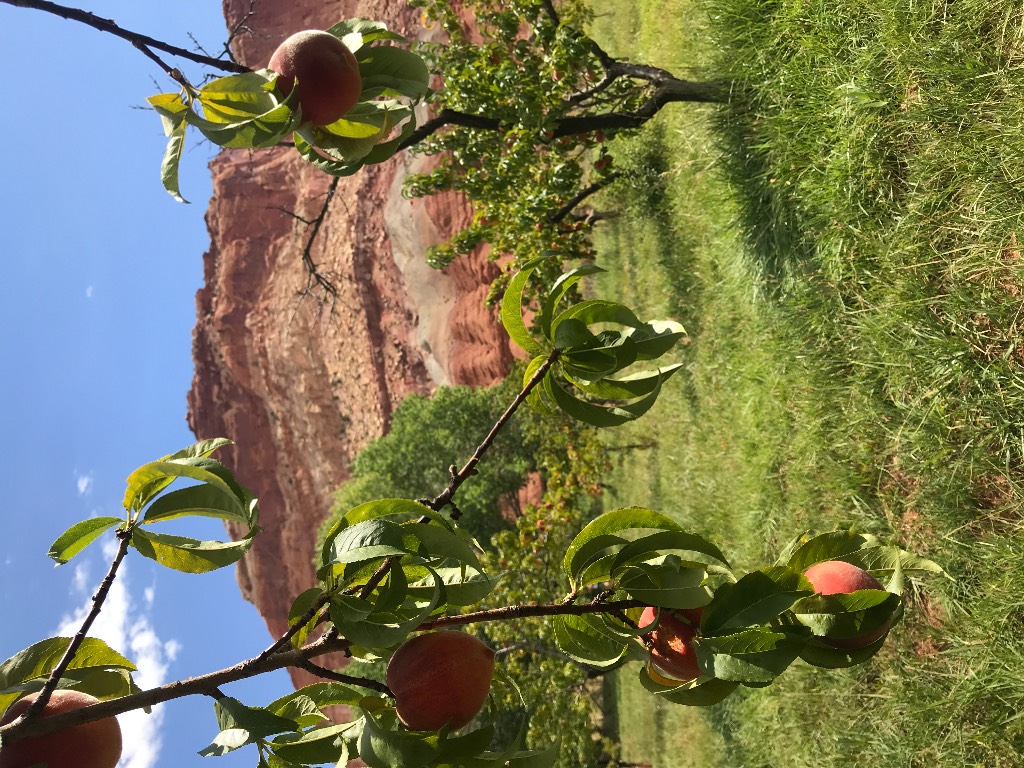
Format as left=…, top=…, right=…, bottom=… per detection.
left=402, top=0, right=723, bottom=279
left=0, top=5, right=942, bottom=768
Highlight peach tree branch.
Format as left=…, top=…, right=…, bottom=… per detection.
left=0, top=0, right=249, bottom=74
left=0, top=598, right=645, bottom=743
left=19, top=530, right=133, bottom=724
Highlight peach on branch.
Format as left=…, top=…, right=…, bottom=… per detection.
left=268, top=30, right=362, bottom=126
left=0, top=690, right=122, bottom=768
left=386, top=631, right=495, bottom=732
left=639, top=606, right=704, bottom=682
left=803, top=560, right=894, bottom=649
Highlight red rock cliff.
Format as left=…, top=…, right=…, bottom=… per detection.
left=186, top=0, right=511, bottom=685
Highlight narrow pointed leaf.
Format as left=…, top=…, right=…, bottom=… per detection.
left=47, top=517, right=122, bottom=565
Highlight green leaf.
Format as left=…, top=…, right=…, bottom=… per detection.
left=270, top=720, right=359, bottom=764
left=326, top=518, right=409, bottom=566
left=326, top=18, right=407, bottom=52
left=286, top=588, right=326, bottom=649
left=268, top=683, right=369, bottom=724
left=624, top=320, right=687, bottom=360
left=501, top=260, right=546, bottom=355
left=540, top=264, right=606, bottom=338
left=124, top=457, right=244, bottom=516
left=330, top=570, right=444, bottom=649
left=638, top=665, right=740, bottom=706
left=563, top=507, right=684, bottom=588
left=162, top=438, right=234, bottom=461
left=198, top=70, right=279, bottom=122
left=616, top=562, right=711, bottom=609
left=550, top=300, right=642, bottom=340
left=47, top=517, right=122, bottom=565
left=359, top=708, right=439, bottom=766
left=610, top=530, right=731, bottom=574
left=148, top=94, right=190, bottom=203
left=545, top=374, right=664, bottom=428
left=406, top=524, right=482, bottom=569
left=130, top=527, right=256, bottom=574
left=574, top=364, right=685, bottom=400
left=142, top=484, right=249, bottom=525
left=199, top=697, right=299, bottom=755
left=293, top=132, right=368, bottom=176
left=406, top=566, right=494, bottom=607
left=701, top=567, right=812, bottom=636
left=552, top=613, right=630, bottom=668
left=698, top=627, right=803, bottom=683
left=0, top=637, right=135, bottom=715
left=358, top=46, right=431, bottom=101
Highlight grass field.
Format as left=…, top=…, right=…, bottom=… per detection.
left=588, top=0, right=1024, bottom=765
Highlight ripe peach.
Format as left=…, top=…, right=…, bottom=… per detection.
left=268, top=30, right=362, bottom=126
left=639, top=606, right=704, bottom=682
left=386, top=631, right=495, bottom=732
left=803, top=560, right=893, bottom=649
left=0, top=690, right=122, bottom=768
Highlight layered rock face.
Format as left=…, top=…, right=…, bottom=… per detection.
left=187, top=0, right=511, bottom=684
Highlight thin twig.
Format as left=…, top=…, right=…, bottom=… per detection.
left=549, top=174, right=621, bottom=224
left=293, top=658, right=393, bottom=696
left=427, top=348, right=562, bottom=513
left=415, top=598, right=646, bottom=631
left=299, top=177, right=342, bottom=302
left=1, top=0, right=249, bottom=74
left=21, top=530, right=132, bottom=723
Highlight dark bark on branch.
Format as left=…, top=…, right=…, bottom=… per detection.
left=549, top=174, right=621, bottom=224
left=398, top=78, right=723, bottom=152
left=0, top=0, right=249, bottom=74
left=397, top=108, right=503, bottom=152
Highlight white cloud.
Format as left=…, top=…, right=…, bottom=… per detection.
left=86, top=285, right=95, bottom=299
left=75, top=472, right=94, bottom=497
left=57, top=546, right=179, bottom=768
left=71, top=562, right=91, bottom=594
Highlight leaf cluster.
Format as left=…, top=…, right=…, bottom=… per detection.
left=502, top=255, right=686, bottom=428
left=148, top=19, right=430, bottom=201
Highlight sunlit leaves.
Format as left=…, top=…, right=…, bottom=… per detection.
left=47, top=517, right=121, bottom=565
left=501, top=257, right=686, bottom=427
left=120, top=439, right=260, bottom=574
left=0, top=637, right=137, bottom=717
left=149, top=20, right=430, bottom=200
left=315, top=498, right=493, bottom=651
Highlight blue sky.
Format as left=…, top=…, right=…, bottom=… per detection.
left=0, top=3, right=293, bottom=765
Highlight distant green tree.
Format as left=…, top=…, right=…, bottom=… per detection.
left=323, top=380, right=540, bottom=547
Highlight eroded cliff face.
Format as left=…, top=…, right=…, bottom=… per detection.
left=186, top=0, right=510, bottom=685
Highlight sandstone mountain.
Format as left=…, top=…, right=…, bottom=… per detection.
left=186, top=0, right=509, bottom=685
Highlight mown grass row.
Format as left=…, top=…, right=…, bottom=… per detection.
left=589, top=0, right=1024, bottom=765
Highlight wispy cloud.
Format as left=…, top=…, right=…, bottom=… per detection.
left=57, top=542, right=179, bottom=768
left=85, top=285, right=95, bottom=299
left=75, top=472, right=94, bottom=497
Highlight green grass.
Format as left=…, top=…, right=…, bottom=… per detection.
left=586, top=0, right=1024, bottom=765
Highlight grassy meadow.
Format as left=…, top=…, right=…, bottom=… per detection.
left=587, top=0, right=1024, bottom=765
